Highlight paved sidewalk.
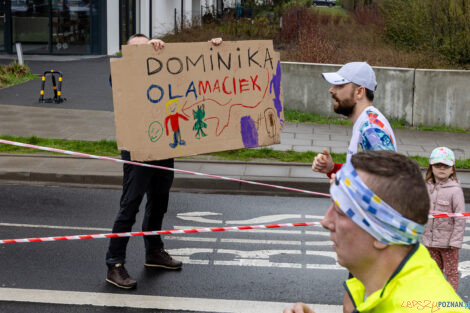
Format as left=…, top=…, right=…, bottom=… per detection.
left=0, top=104, right=469, bottom=159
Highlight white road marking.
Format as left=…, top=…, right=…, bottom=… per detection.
left=305, top=215, right=325, bottom=220
left=214, top=259, right=303, bottom=268
left=216, top=248, right=301, bottom=259
left=306, top=230, right=330, bottom=236
left=226, top=214, right=302, bottom=224
left=462, top=236, right=470, bottom=242
left=165, top=248, right=345, bottom=270
left=306, top=240, right=334, bottom=246
left=166, top=247, right=213, bottom=255
left=178, top=211, right=222, bottom=217
left=167, top=237, right=334, bottom=247
left=307, top=264, right=344, bottom=270
left=172, top=257, right=210, bottom=265
left=460, top=261, right=470, bottom=278
left=165, top=236, right=218, bottom=243
left=164, top=248, right=212, bottom=265
left=306, top=250, right=337, bottom=259
left=214, top=248, right=303, bottom=268
left=0, top=287, right=343, bottom=313
left=176, top=212, right=325, bottom=225
left=221, top=238, right=301, bottom=245
left=176, top=212, right=223, bottom=224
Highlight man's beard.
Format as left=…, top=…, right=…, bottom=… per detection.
left=333, top=93, right=356, bottom=117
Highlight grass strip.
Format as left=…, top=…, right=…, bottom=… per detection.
left=0, top=135, right=120, bottom=156
left=1, top=135, right=469, bottom=169
left=0, top=62, right=37, bottom=88
left=208, top=147, right=346, bottom=164
left=0, top=72, right=37, bottom=88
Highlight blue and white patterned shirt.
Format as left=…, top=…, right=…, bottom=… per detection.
left=347, top=106, right=397, bottom=162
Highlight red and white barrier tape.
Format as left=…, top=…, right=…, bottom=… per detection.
left=0, top=222, right=322, bottom=244
left=1, top=212, right=468, bottom=244
left=0, top=139, right=330, bottom=198
left=429, top=211, right=470, bottom=219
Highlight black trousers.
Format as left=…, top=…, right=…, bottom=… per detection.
left=105, top=151, right=174, bottom=266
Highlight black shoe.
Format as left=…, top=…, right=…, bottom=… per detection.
left=145, top=249, right=183, bottom=269
left=106, top=264, right=137, bottom=289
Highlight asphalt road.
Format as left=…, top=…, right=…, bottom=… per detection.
left=0, top=184, right=469, bottom=312
left=0, top=57, right=113, bottom=111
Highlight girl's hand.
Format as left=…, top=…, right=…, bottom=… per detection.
left=148, top=39, right=165, bottom=50
left=209, top=38, right=223, bottom=46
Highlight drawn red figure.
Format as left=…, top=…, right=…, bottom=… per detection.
left=164, top=98, right=189, bottom=148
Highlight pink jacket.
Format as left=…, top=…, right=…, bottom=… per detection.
left=422, top=178, right=466, bottom=249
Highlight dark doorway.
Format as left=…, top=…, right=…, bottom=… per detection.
left=119, top=0, right=135, bottom=46
left=0, top=0, right=11, bottom=52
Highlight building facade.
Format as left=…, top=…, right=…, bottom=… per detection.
left=0, top=0, right=228, bottom=55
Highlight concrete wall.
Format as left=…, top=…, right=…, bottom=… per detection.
left=281, top=62, right=470, bottom=129
left=414, top=69, right=470, bottom=129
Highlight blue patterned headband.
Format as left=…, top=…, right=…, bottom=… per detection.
left=330, top=161, right=424, bottom=245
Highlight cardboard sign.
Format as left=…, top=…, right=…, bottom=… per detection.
left=110, top=40, right=283, bottom=161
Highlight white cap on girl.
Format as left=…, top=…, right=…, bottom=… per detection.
left=429, top=147, right=455, bottom=167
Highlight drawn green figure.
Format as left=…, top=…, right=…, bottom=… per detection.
left=193, top=104, right=207, bottom=139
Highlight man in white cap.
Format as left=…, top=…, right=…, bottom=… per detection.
left=312, top=62, right=397, bottom=178
left=312, top=62, right=397, bottom=313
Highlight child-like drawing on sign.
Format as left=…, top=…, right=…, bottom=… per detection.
left=264, top=108, right=276, bottom=138
left=192, top=104, right=208, bottom=139
left=269, top=60, right=283, bottom=119
left=146, top=46, right=277, bottom=139
left=148, top=121, right=164, bottom=143
left=164, top=98, right=189, bottom=148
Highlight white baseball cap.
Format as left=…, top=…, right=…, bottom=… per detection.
left=322, top=62, right=377, bottom=91
left=429, top=147, right=455, bottom=167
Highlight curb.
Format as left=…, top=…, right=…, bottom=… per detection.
left=0, top=169, right=330, bottom=198
left=2, top=169, right=468, bottom=201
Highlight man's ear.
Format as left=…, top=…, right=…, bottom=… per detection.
left=355, top=86, right=365, bottom=100
left=373, top=239, right=388, bottom=250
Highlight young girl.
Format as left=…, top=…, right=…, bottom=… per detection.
left=422, top=147, right=466, bottom=291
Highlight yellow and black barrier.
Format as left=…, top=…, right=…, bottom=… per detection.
left=39, top=70, right=66, bottom=103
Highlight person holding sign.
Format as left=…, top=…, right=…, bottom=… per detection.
left=285, top=151, right=467, bottom=313
left=105, top=35, right=222, bottom=290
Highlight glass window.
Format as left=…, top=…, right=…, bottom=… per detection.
left=51, top=0, right=91, bottom=54
left=10, top=0, right=91, bottom=54
left=11, top=0, right=50, bottom=53
left=0, top=1, right=5, bottom=51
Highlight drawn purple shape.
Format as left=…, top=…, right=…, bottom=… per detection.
left=269, top=60, right=282, bottom=118
left=240, top=116, right=258, bottom=148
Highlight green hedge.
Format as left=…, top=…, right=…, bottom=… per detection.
left=378, top=0, right=470, bottom=64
